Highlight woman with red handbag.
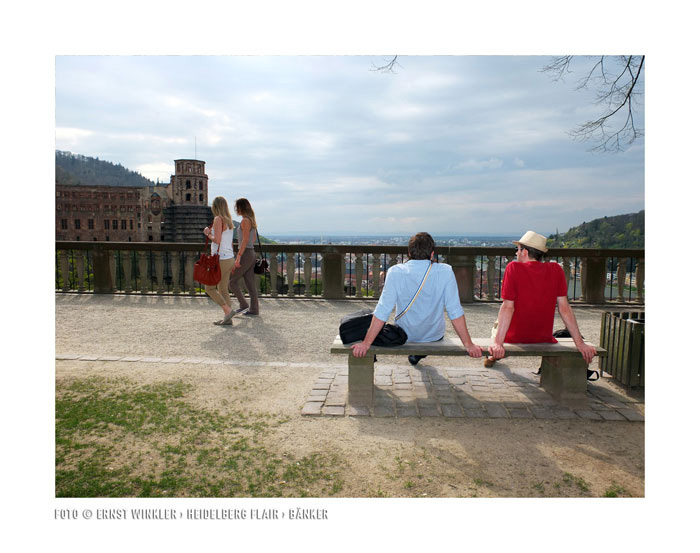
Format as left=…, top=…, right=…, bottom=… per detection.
left=203, top=196, right=237, bottom=325
left=228, top=198, right=260, bottom=316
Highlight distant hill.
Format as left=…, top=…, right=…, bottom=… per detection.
left=548, top=210, right=644, bottom=249
left=55, top=150, right=156, bottom=188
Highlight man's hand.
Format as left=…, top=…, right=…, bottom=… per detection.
left=488, top=342, right=506, bottom=360
left=577, top=342, right=597, bottom=364
left=464, top=342, right=483, bottom=359
left=351, top=341, right=371, bottom=358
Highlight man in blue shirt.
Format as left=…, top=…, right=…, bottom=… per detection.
left=351, top=232, right=483, bottom=363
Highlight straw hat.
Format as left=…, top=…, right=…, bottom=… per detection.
left=513, top=230, right=549, bottom=253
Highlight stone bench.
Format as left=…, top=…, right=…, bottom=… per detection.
left=330, top=336, right=606, bottom=409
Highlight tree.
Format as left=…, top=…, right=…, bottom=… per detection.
left=541, top=55, right=645, bottom=152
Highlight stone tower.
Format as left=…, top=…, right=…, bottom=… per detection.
left=163, top=159, right=212, bottom=242
left=169, top=159, right=208, bottom=206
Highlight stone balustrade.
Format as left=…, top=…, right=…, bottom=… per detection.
left=55, top=241, right=645, bottom=305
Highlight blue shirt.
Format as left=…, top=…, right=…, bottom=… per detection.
left=374, top=260, right=464, bottom=342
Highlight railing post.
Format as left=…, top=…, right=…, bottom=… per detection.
left=486, top=256, right=496, bottom=301
left=75, top=251, right=86, bottom=292
left=270, top=251, right=279, bottom=297
left=372, top=253, right=381, bottom=298
left=286, top=252, right=296, bottom=297
left=122, top=251, right=133, bottom=294
left=616, top=257, right=628, bottom=302
left=562, top=257, right=571, bottom=298
left=304, top=252, right=312, bottom=297
left=389, top=254, right=398, bottom=269
left=90, top=244, right=113, bottom=294
left=322, top=250, right=345, bottom=299
left=109, top=251, right=117, bottom=293
left=185, top=251, right=196, bottom=295
left=138, top=251, right=149, bottom=294
left=635, top=258, right=645, bottom=304
left=582, top=256, right=607, bottom=304
left=171, top=251, right=181, bottom=295
left=355, top=254, right=364, bottom=298
left=155, top=251, right=165, bottom=294
left=59, top=250, right=71, bottom=292
left=447, top=254, right=475, bottom=303
left=579, top=258, right=587, bottom=301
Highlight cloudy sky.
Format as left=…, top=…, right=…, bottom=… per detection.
left=55, top=55, right=644, bottom=236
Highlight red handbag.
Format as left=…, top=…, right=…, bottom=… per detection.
left=193, top=236, right=221, bottom=286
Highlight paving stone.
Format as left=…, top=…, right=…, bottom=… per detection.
left=301, top=402, right=323, bottom=416
left=121, top=356, right=143, bottom=362
left=346, top=405, right=370, bottom=416
left=373, top=405, right=396, bottom=417
left=394, top=383, right=413, bottom=390
left=324, top=397, right=346, bottom=407
left=161, top=357, right=184, bottom=363
left=459, top=397, right=483, bottom=409
left=530, top=408, right=557, bottom=419
left=598, top=410, right=627, bottom=421
left=322, top=406, right=345, bottom=416
left=441, top=404, right=464, bottom=418
left=141, top=357, right=164, bottom=363
left=471, top=385, right=490, bottom=391
left=56, top=354, right=81, bottom=360
left=97, top=355, right=124, bottom=361
left=418, top=407, right=441, bottom=417
left=504, top=401, right=529, bottom=409
left=312, top=382, right=331, bottom=390
left=437, top=396, right=458, bottom=405
left=484, top=403, right=509, bottom=418
left=574, top=409, right=602, bottom=420
left=375, top=377, right=393, bottom=386
left=447, top=377, right=467, bottom=385
left=553, top=409, right=578, bottom=420
left=508, top=408, right=534, bottom=419
left=464, top=408, right=488, bottom=418
left=79, top=355, right=100, bottom=361
left=617, top=408, right=644, bottom=422
left=397, top=406, right=419, bottom=417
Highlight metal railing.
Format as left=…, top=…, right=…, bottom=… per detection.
left=55, top=241, right=644, bottom=304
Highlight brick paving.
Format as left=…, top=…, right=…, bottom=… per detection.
left=300, top=363, right=645, bottom=421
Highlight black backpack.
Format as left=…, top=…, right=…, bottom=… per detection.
left=339, top=309, right=408, bottom=347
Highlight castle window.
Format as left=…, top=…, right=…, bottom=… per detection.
left=186, top=193, right=191, bottom=201
left=61, top=219, right=68, bottom=230
left=130, top=220, right=134, bottom=230
left=88, top=219, right=94, bottom=229
left=199, top=194, right=203, bottom=202
left=186, top=180, right=191, bottom=189
left=113, top=220, right=118, bottom=230
left=199, top=181, right=203, bottom=190
left=104, top=220, right=110, bottom=230
left=121, top=220, right=127, bottom=230
left=74, top=219, right=81, bottom=229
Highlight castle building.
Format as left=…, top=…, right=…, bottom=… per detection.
left=56, top=158, right=214, bottom=242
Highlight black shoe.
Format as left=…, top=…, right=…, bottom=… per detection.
left=408, top=355, right=426, bottom=366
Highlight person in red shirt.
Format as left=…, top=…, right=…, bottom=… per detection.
left=486, top=230, right=597, bottom=367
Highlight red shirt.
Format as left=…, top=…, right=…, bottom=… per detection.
left=501, top=261, right=568, bottom=343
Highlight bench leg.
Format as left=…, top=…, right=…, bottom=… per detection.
left=539, top=356, right=588, bottom=409
left=348, top=354, right=374, bottom=407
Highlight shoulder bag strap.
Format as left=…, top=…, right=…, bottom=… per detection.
left=255, top=226, right=266, bottom=261
left=395, top=261, right=432, bottom=321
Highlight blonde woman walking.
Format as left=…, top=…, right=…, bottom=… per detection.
left=228, top=198, right=260, bottom=316
left=203, top=196, right=237, bottom=325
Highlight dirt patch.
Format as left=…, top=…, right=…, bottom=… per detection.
left=56, top=360, right=644, bottom=498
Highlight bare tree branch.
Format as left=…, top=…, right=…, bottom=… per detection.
left=370, top=56, right=400, bottom=74
left=543, top=55, right=644, bottom=152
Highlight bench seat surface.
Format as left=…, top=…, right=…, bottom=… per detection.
left=331, top=336, right=606, bottom=357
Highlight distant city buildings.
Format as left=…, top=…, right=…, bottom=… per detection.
left=56, top=159, right=211, bottom=242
